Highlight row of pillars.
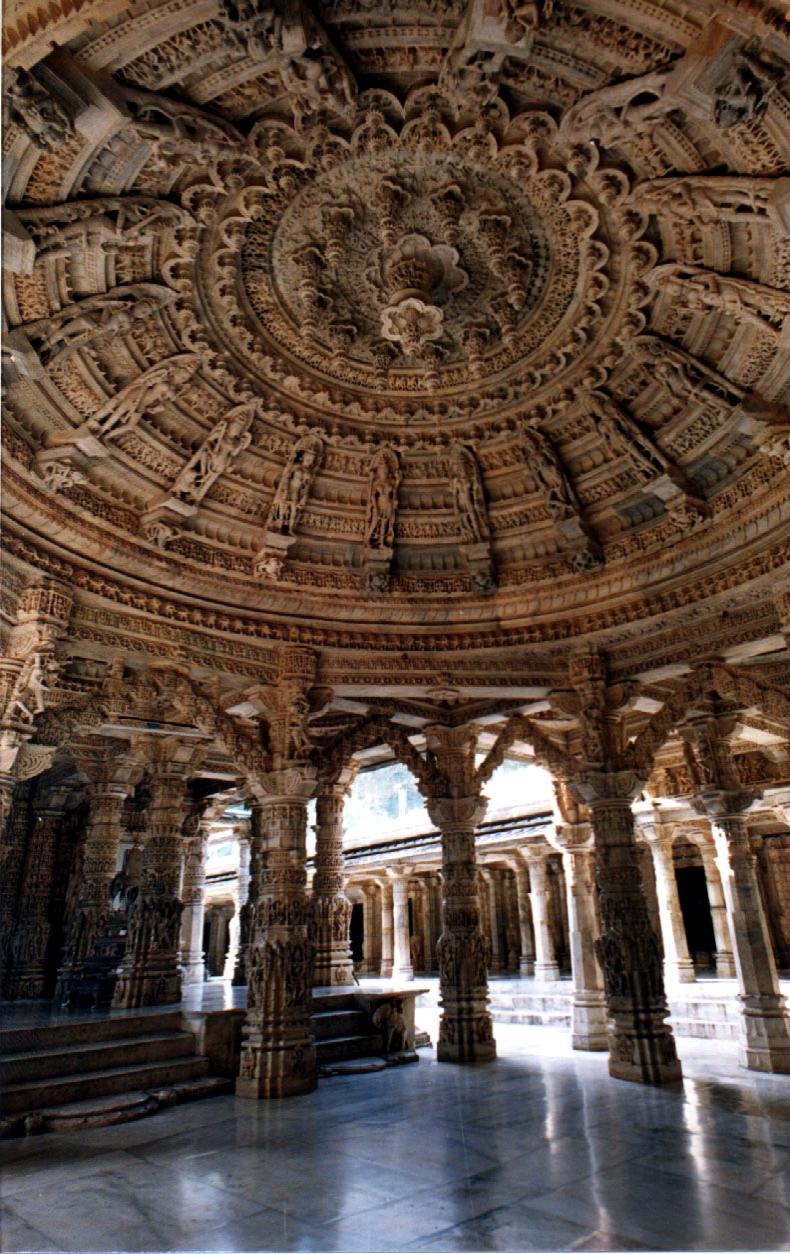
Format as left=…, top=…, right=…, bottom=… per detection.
left=3, top=738, right=790, bottom=1094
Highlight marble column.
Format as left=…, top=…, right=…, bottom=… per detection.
left=481, top=868, right=504, bottom=972
left=358, top=883, right=377, bottom=974
left=312, top=778, right=354, bottom=987
left=524, top=848, right=560, bottom=982
left=500, top=869, right=520, bottom=971
left=4, top=784, right=74, bottom=999
left=512, top=861, right=536, bottom=976
left=234, top=803, right=262, bottom=986
left=702, top=793, right=790, bottom=1073
left=757, top=833, right=790, bottom=970
left=224, top=829, right=250, bottom=979
left=644, top=827, right=696, bottom=986
left=425, top=725, right=495, bottom=1064
left=180, top=821, right=208, bottom=985
left=113, top=737, right=200, bottom=1009
left=237, top=769, right=317, bottom=1099
left=583, top=774, right=682, bottom=1084
left=57, top=765, right=136, bottom=996
left=418, top=879, right=433, bottom=972
left=699, top=840, right=737, bottom=978
left=0, top=779, right=31, bottom=994
left=377, top=879, right=394, bottom=977
left=429, top=787, right=495, bottom=1062
left=390, top=871, right=414, bottom=981
left=550, top=824, right=608, bottom=1051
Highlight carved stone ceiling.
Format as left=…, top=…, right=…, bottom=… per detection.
left=2, top=0, right=789, bottom=651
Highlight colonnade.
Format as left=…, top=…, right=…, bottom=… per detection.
left=2, top=727, right=790, bottom=1094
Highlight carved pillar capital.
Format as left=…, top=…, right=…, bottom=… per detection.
left=426, top=793, right=487, bottom=833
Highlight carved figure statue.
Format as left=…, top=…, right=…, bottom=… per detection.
left=448, top=444, right=490, bottom=543
left=589, top=392, right=670, bottom=480
left=372, top=1000, right=411, bottom=1053
left=560, top=66, right=672, bottom=145
left=23, top=285, right=177, bottom=365
left=286, top=694, right=312, bottom=761
left=218, top=0, right=283, bottom=58
left=521, top=427, right=579, bottom=518
left=440, top=0, right=537, bottom=104
left=365, top=447, right=401, bottom=549
left=281, top=46, right=355, bottom=129
left=266, top=434, right=323, bottom=535
left=170, top=402, right=257, bottom=506
left=713, top=47, right=785, bottom=129
left=4, top=68, right=75, bottom=151
left=88, top=354, right=200, bottom=441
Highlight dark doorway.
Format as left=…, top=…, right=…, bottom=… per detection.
left=350, top=902, right=364, bottom=962
left=676, top=866, right=716, bottom=966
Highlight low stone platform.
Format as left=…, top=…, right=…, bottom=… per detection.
left=486, top=975, right=790, bottom=1039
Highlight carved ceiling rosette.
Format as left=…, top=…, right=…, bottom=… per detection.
left=0, top=1, right=787, bottom=647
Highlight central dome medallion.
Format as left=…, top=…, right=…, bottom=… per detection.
left=240, top=147, right=552, bottom=390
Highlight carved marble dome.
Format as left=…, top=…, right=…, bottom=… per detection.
left=2, top=0, right=789, bottom=649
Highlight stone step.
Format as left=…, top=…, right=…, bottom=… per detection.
left=491, top=1003, right=571, bottom=1023
left=0, top=1030, right=196, bottom=1084
left=319, top=1050, right=419, bottom=1077
left=2, top=1054, right=209, bottom=1116
left=315, top=1032, right=384, bottom=1062
left=488, top=994, right=572, bottom=1012
left=311, top=992, right=358, bottom=1014
left=312, top=1009, right=370, bottom=1040
left=2, top=1075, right=232, bottom=1138
left=0, top=1010, right=183, bottom=1055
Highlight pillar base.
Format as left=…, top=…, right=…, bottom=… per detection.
left=112, top=966, right=181, bottom=1009
left=534, top=962, right=560, bottom=982
left=181, top=957, right=206, bottom=986
left=393, top=964, right=414, bottom=982
left=519, top=958, right=535, bottom=977
left=313, top=962, right=355, bottom=987
left=2, top=968, right=47, bottom=1001
left=236, top=1038, right=317, bottom=1098
left=667, top=961, right=697, bottom=984
left=608, top=1013, right=682, bottom=1085
left=715, top=954, right=737, bottom=979
left=437, top=1009, right=496, bottom=1064
left=571, top=992, right=609, bottom=1051
left=738, top=996, right=790, bottom=1074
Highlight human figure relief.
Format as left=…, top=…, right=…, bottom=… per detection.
left=4, top=68, right=75, bottom=151
left=521, top=427, right=579, bottom=520
left=365, top=447, right=401, bottom=549
left=632, top=336, right=744, bottom=409
left=88, top=355, right=200, bottom=441
left=588, top=391, right=670, bottom=481
left=651, top=264, right=790, bottom=335
left=170, top=402, right=257, bottom=507
left=3, top=652, right=59, bottom=724
left=630, top=176, right=790, bottom=229
left=266, top=434, right=324, bottom=535
left=448, top=444, right=490, bottom=543
left=123, top=91, right=251, bottom=168
left=23, top=199, right=190, bottom=262
left=21, top=285, right=178, bottom=365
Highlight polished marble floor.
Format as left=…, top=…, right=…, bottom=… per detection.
left=2, top=1018, right=790, bottom=1254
